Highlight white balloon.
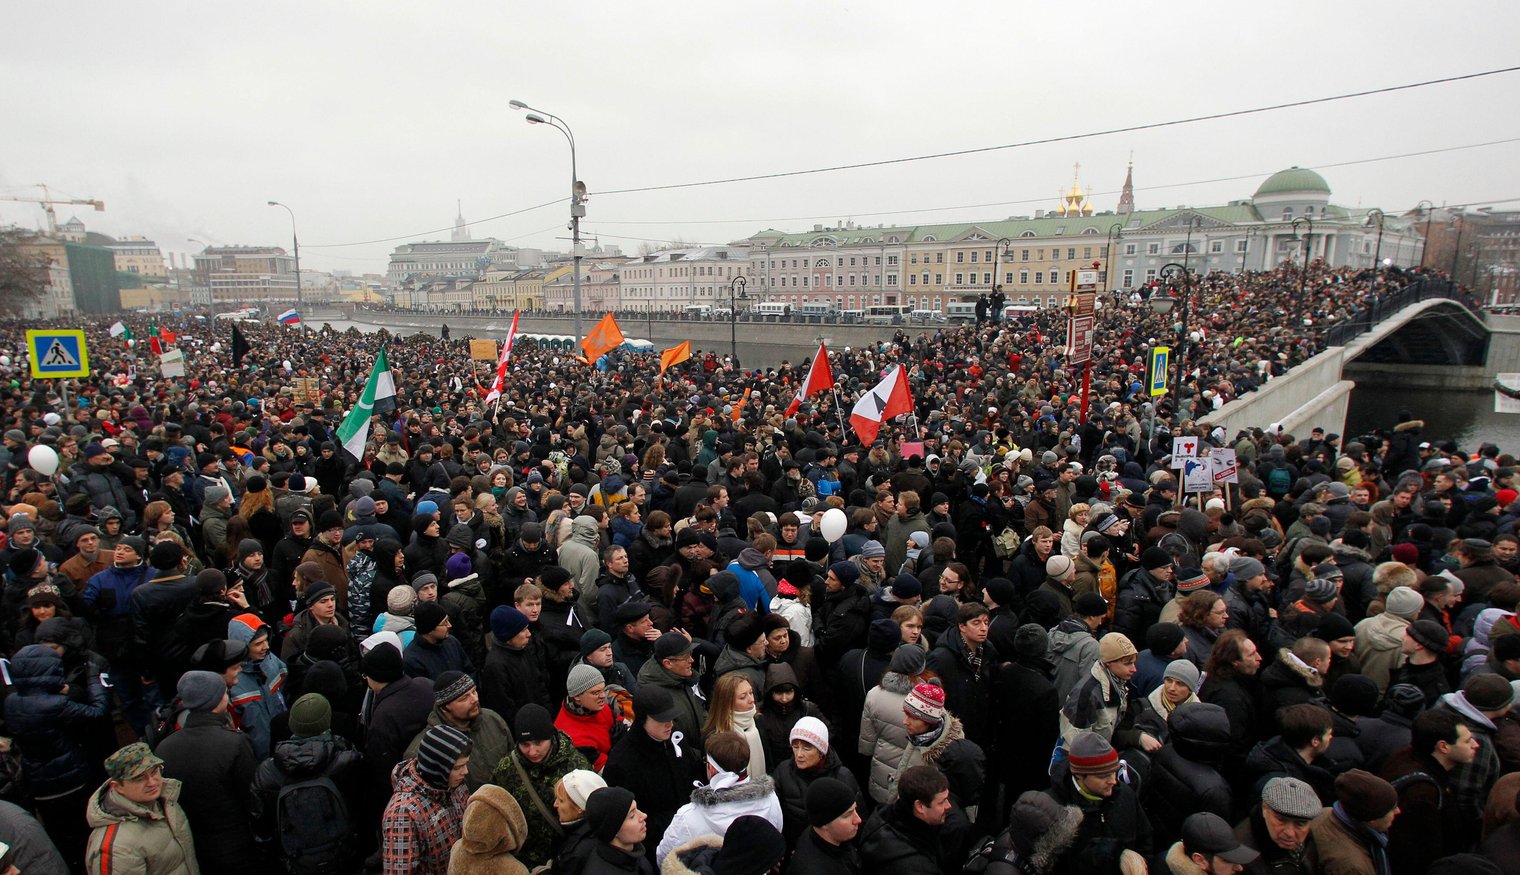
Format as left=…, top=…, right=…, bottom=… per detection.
left=818, top=507, right=848, bottom=544
left=27, top=445, right=59, bottom=477
left=0, top=356, right=9, bottom=366
left=283, top=360, right=293, bottom=372
left=211, top=342, right=222, bottom=351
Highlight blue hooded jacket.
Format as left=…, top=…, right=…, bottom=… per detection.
left=227, top=613, right=288, bottom=760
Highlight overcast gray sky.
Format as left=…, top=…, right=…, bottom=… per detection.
left=4, top=1, right=1519, bottom=275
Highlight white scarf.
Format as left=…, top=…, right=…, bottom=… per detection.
left=730, top=708, right=767, bottom=778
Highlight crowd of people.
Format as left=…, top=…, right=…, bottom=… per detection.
left=0, top=259, right=1514, bottom=875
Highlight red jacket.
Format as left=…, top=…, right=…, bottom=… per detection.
left=554, top=702, right=614, bottom=771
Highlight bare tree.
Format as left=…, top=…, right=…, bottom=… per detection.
left=0, top=229, right=51, bottom=315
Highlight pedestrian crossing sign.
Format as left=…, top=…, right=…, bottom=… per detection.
left=26, top=329, right=90, bottom=379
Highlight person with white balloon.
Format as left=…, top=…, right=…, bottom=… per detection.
left=27, top=445, right=60, bottom=477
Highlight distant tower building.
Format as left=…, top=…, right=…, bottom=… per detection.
left=1056, top=163, right=1094, bottom=218
left=451, top=201, right=471, bottom=242
left=1117, top=160, right=1135, bottom=215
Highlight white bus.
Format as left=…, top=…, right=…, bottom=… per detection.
left=752, top=302, right=790, bottom=317
left=945, top=302, right=979, bottom=321
left=683, top=305, right=711, bottom=318
left=796, top=301, right=837, bottom=318
left=864, top=304, right=912, bottom=323
left=909, top=308, right=946, bottom=323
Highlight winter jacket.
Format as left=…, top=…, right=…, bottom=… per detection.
left=404, top=707, right=514, bottom=793
left=364, top=676, right=436, bottom=795
left=3, top=644, right=110, bottom=797
left=1233, top=804, right=1324, bottom=875
left=1060, top=657, right=1146, bottom=750
left=226, top=625, right=288, bottom=761
left=447, top=784, right=531, bottom=875
left=1354, top=611, right=1411, bottom=694
left=1434, top=692, right=1503, bottom=827
left=558, top=517, right=603, bottom=627
left=728, top=549, right=775, bottom=613
left=479, top=634, right=552, bottom=726
left=381, top=760, right=468, bottom=875
left=1145, top=702, right=1234, bottom=846
left=655, top=773, right=784, bottom=864
left=602, top=720, right=703, bottom=854
left=994, top=654, right=1061, bottom=799
left=83, top=562, right=153, bottom=663
left=490, top=733, right=591, bottom=869
left=1049, top=616, right=1100, bottom=705
left=860, top=671, right=915, bottom=804
left=1245, top=736, right=1336, bottom=804
left=404, top=633, right=476, bottom=680
left=815, top=582, right=872, bottom=666
left=129, top=572, right=199, bottom=677
left=786, top=827, right=860, bottom=875
left=891, top=714, right=985, bottom=808
left=442, top=572, right=488, bottom=666
left=773, top=748, right=862, bottom=846
left=156, top=711, right=259, bottom=873
left=1308, top=807, right=1386, bottom=875
left=926, top=623, right=996, bottom=746
left=250, top=731, right=363, bottom=850
left=1199, top=672, right=1261, bottom=767
left=84, top=778, right=200, bottom=875
left=769, top=594, right=813, bottom=647
left=857, top=801, right=946, bottom=875
left=1043, top=758, right=1154, bottom=860
left=1113, top=567, right=1172, bottom=648
left=1256, top=649, right=1326, bottom=736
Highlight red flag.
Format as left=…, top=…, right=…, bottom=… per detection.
left=784, top=342, right=834, bottom=416
left=161, top=329, right=177, bottom=345
left=149, top=336, right=162, bottom=356
left=849, top=365, right=913, bottom=445
left=485, top=310, right=521, bottom=403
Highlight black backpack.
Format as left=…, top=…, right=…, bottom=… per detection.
left=277, top=775, right=354, bottom=874
left=144, top=700, right=183, bottom=751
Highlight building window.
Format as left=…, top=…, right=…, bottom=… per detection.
left=1005, top=272, right=1014, bottom=284
left=956, top=252, right=965, bottom=263
left=985, top=250, right=993, bottom=261
left=983, top=273, right=992, bottom=284
left=1235, top=239, right=1249, bottom=253
left=1035, top=271, right=1044, bottom=284
left=908, top=274, right=917, bottom=285
left=934, top=274, right=942, bottom=284
left=910, top=255, right=918, bottom=264
left=935, top=253, right=943, bottom=263
left=1082, top=247, right=1092, bottom=259
left=887, top=255, right=898, bottom=266
left=1147, top=243, right=1161, bottom=255
left=1146, top=268, right=1157, bottom=282
left=1067, top=248, right=1076, bottom=259
left=954, top=273, right=964, bottom=285
left=1019, top=271, right=1029, bottom=284
left=1210, top=240, right=1224, bottom=253
left=970, top=252, right=978, bottom=263
left=1122, top=269, right=1134, bottom=287
left=921, top=272, right=929, bottom=285
left=1282, top=208, right=1293, bottom=221
left=1021, top=250, right=1030, bottom=261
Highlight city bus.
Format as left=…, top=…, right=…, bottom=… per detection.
left=864, top=304, right=912, bottom=323
left=945, top=302, right=979, bottom=321
left=752, top=302, right=790, bottom=318
left=795, top=301, right=837, bottom=318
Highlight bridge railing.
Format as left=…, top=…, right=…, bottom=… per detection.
left=1321, top=278, right=1485, bottom=347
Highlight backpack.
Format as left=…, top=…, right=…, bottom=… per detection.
left=144, top=700, right=183, bottom=750
left=1266, top=465, right=1292, bottom=497
left=963, top=831, right=1030, bottom=875
left=277, top=775, right=354, bottom=874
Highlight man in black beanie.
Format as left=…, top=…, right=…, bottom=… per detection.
left=993, top=623, right=1061, bottom=815
left=360, top=641, right=434, bottom=828
left=788, top=777, right=861, bottom=874
left=131, top=539, right=199, bottom=692
left=403, top=600, right=474, bottom=680
left=583, top=786, right=654, bottom=874
left=603, top=685, right=703, bottom=858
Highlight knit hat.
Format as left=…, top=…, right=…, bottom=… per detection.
left=1406, top=619, right=1448, bottom=653
left=713, top=815, right=786, bottom=875
left=860, top=540, right=885, bottom=559
left=204, top=485, right=230, bottom=507
left=890, top=574, right=922, bottom=600
left=1384, top=684, right=1427, bottom=717
left=1384, top=586, right=1424, bottom=619
left=415, top=724, right=472, bottom=790
left=237, top=539, right=262, bottom=561
left=414, top=601, right=448, bottom=636
left=1305, top=577, right=1339, bottom=603
left=304, top=582, right=336, bottom=607
left=1262, top=776, right=1321, bottom=820
left=828, top=561, right=859, bottom=587
left=985, top=576, right=1017, bottom=607
left=1228, top=556, right=1265, bottom=579
left=1146, top=622, right=1185, bottom=657
left=1142, top=547, right=1173, bottom=571
left=118, top=535, right=147, bottom=558
left=1014, top=623, right=1050, bottom=659
left=411, top=571, right=440, bottom=593
left=149, top=540, right=185, bottom=570
left=584, top=786, right=636, bottom=843
left=1463, top=673, right=1517, bottom=711
left=1390, top=542, right=1420, bottom=565
left=566, top=664, right=604, bottom=699
left=1164, top=659, right=1200, bottom=690
left=1335, top=769, right=1398, bottom=822
left=490, top=606, right=529, bottom=642
left=1330, top=674, right=1380, bottom=717
left=1073, top=591, right=1108, bottom=618
left=1045, top=554, right=1074, bottom=579
left=1067, top=731, right=1120, bottom=775
left=1312, top=612, right=1356, bottom=642
left=445, top=552, right=473, bottom=581
left=1099, top=632, right=1138, bottom=664
left=387, top=585, right=417, bottom=615
left=789, top=716, right=830, bottom=754
left=177, top=670, right=227, bottom=713
left=653, top=631, right=692, bottom=660
left=434, top=671, right=476, bottom=707
left=288, top=693, right=332, bottom=737
left=889, top=643, right=928, bottom=676
left=560, top=769, right=607, bottom=810
left=805, top=776, right=858, bottom=827
left=1175, top=567, right=1210, bottom=593
left=361, top=640, right=405, bottom=683
left=513, top=703, right=556, bottom=743
left=903, top=682, right=947, bottom=724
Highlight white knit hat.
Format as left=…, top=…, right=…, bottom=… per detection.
left=789, top=716, right=830, bottom=755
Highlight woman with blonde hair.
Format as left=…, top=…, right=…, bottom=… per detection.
left=702, top=673, right=769, bottom=778
left=1061, top=503, right=1090, bottom=558
left=237, top=474, right=282, bottom=552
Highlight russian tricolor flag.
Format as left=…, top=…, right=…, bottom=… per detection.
left=277, top=308, right=301, bottom=325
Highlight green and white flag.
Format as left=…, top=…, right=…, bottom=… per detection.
left=337, top=347, right=396, bottom=460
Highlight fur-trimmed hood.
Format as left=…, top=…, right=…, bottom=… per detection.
left=689, top=774, right=776, bottom=808
left=1393, top=419, right=1425, bottom=432
left=1164, top=841, right=1210, bottom=875
left=1262, top=647, right=1323, bottom=690
left=1015, top=800, right=1085, bottom=873
left=660, top=835, right=723, bottom=875
left=914, top=714, right=967, bottom=764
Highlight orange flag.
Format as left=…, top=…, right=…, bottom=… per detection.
left=659, top=341, right=691, bottom=377
left=580, top=313, right=625, bottom=364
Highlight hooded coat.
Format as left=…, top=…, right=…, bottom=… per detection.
left=1256, top=649, right=1326, bottom=736
left=1144, top=703, right=1233, bottom=846
left=3, top=644, right=110, bottom=798
left=655, top=773, right=784, bottom=864
left=84, top=778, right=200, bottom=875
left=381, top=759, right=469, bottom=875
left=559, top=516, right=603, bottom=626
left=1354, top=611, right=1411, bottom=694
left=1049, top=616, right=1100, bottom=706
left=447, top=785, right=531, bottom=875
left=156, top=710, right=260, bottom=874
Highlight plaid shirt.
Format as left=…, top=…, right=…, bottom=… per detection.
left=381, top=760, right=467, bottom=875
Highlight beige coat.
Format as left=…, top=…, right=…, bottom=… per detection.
left=447, top=785, right=530, bottom=875
left=85, top=778, right=200, bottom=875
left=1354, top=611, right=1410, bottom=694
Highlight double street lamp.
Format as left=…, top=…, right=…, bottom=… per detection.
left=266, top=201, right=303, bottom=309
left=511, top=99, right=586, bottom=346
left=728, top=275, right=748, bottom=364
left=1149, top=262, right=1192, bottom=399
left=1365, top=209, right=1386, bottom=269
left=1291, top=216, right=1315, bottom=296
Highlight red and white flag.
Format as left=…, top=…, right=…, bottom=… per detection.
left=784, top=341, right=834, bottom=416
left=849, top=365, right=913, bottom=445
left=484, top=310, right=522, bottom=403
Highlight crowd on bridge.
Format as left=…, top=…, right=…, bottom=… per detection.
left=0, top=259, right=1515, bottom=875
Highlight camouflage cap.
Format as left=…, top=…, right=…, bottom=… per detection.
left=104, top=742, right=163, bottom=782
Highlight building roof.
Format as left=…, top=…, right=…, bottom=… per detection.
left=1254, top=167, right=1331, bottom=198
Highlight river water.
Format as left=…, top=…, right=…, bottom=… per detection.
left=321, top=318, right=1515, bottom=452
left=1345, top=385, right=1512, bottom=450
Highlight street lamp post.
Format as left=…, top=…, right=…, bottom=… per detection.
left=511, top=99, right=585, bottom=346
left=1416, top=200, right=1434, bottom=268
left=1152, top=262, right=1191, bottom=398
left=1239, top=227, right=1258, bottom=274
left=1106, top=223, right=1124, bottom=289
left=1291, top=216, right=1315, bottom=296
left=1365, top=209, right=1386, bottom=269
left=1449, top=215, right=1465, bottom=284
left=266, top=201, right=302, bottom=310
left=728, top=275, right=748, bottom=365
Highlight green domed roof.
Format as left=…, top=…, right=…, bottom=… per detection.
left=1254, top=167, right=1330, bottom=198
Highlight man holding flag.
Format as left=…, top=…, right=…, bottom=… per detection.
left=849, top=364, right=913, bottom=446
left=484, top=310, right=522, bottom=404
left=336, top=347, right=397, bottom=460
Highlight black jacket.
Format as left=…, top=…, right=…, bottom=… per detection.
left=601, top=723, right=703, bottom=853
left=1244, top=736, right=1336, bottom=804
left=1043, top=759, right=1154, bottom=861
left=1255, top=650, right=1326, bottom=736
left=773, top=749, right=862, bottom=847
left=1113, top=568, right=1171, bottom=648
left=128, top=572, right=199, bottom=677
left=993, top=655, right=1060, bottom=798
left=479, top=634, right=552, bottom=721
left=926, top=624, right=997, bottom=748
left=1145, top=702, right=1234, bottom=846
left=816, top=582, right=871, bottom=666
left=363, top=675, right=434, bottom=793
left=786, top=828, right=859, bottom=875
left=157, top=710, right=260, bottom=873
left=251, top=731, right=363, bottom=848
left=858, top=802, right=946, bottom=875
